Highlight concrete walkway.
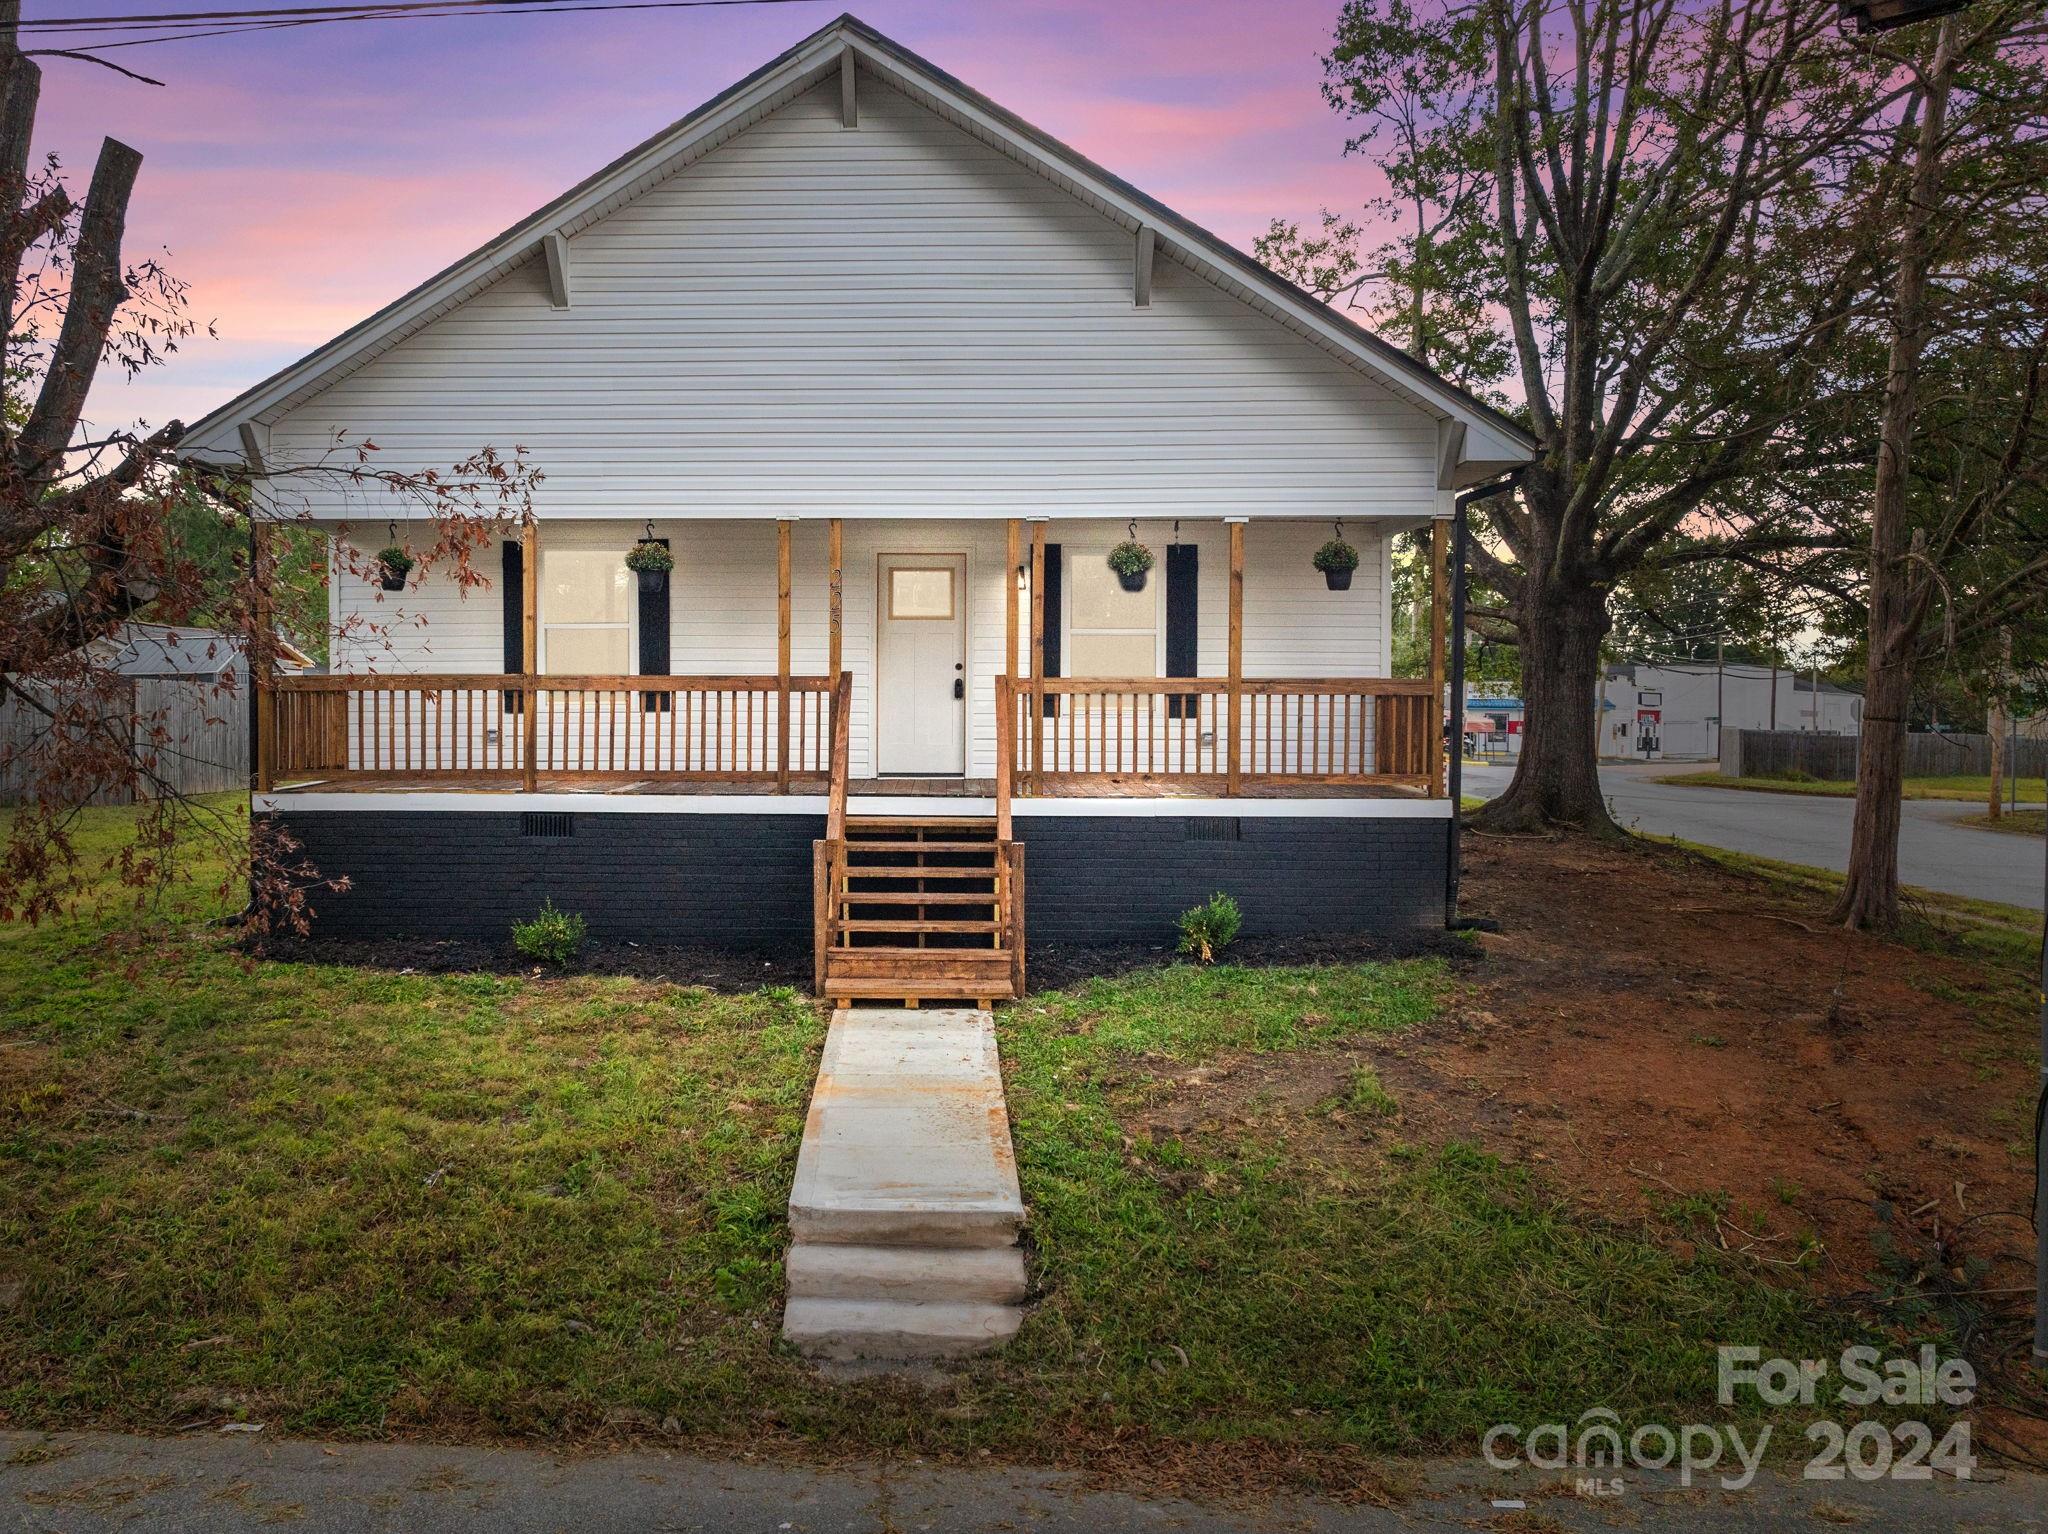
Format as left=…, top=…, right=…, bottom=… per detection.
left=782, top=1007, right=1027, bottom=1360
left=1465, top=761, right=2046, bottom=910
left=6, top=1431, right=2044, bottom=1532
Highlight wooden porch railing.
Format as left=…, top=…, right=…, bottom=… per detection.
left=265, top=673, right=838, bottom=786
left=1006, top=676, right=1437, bottom=794
left=265, top=670, right=1436, bottom=796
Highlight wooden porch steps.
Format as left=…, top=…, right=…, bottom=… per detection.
left=815, top=816, right=1024, bottom=1005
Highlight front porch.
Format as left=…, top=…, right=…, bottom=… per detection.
left=255, top=515, right=1453, bottom=807
left=253, top=515, right=1454, bottom=1002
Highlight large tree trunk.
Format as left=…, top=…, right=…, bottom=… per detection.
left=1473, top=574, right=1617, bottom=834
left=1838, top=654, right=1912, bottom=925
left=1833, top=22, right=1955, bottom=931
left=1987, top=694, right=2006, bottom=821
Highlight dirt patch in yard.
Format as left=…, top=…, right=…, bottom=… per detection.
left=1426, top=833, right=2037, bottom=1299
left=1126, top=831, right=2046, bottom=1458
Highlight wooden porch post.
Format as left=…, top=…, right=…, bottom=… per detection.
left=777, top=519, right=793, bottom=793
left=1029, top=519, right=1046, bottom=788
left=827, top=517, right=843, bottom=683
left=521, top=521, right=538, bottom=791
left=252, top=520, right=274, bottom=793
left=1429, top=517, right=1448, bottom=797
left=1226, top=518, right=1245, bottom=795
left=999, top=518, right=1020, bottom=835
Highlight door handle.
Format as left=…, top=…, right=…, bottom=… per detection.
left=953, top=677, right=965, bottom=700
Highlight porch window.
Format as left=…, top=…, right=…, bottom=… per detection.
left=542, top=549, right=632, bottom=673
left=1066, top=550, right=1159, bottom=677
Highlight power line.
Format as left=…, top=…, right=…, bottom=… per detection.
left=18, top=0, right=825, bottom=50
left=20, top=0, right=604, bottom=26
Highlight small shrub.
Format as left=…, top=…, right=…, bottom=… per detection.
left=513, top=899, right=586, bottom=966
left=1107, top=540, right=1155, bottom=579
left=625, top=540, right=674, bottom=574
left=1176, top=891, right=1241, bottom=963
left=1312, top=537, right=1359, bottom=574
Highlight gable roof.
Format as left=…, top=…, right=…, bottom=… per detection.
left=180, top=14, right=1536, bottom=482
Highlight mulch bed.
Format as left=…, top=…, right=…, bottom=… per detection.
left=1024, top=929, right=1465, bottom=992
left=259, top=925, right=1466, bottom=996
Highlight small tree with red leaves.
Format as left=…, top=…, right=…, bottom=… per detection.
left=0, top=8, right=540, bottom=937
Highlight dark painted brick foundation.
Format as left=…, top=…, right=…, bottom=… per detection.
left=273, top=809, right=1447, bottom=944
left=1014, top=815, right=1446, bottom=942
left=277, top=810, right=820, bottom=944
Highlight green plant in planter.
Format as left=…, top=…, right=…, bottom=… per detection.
left=375, top=546, right=414, bottom=590
left=627, top=539, right=673, bottom=593
left=1107, top=539, right=1155, bottom=591
left=1176, top=891, right=1242, bottom=963
left=1313, top=537, right=1359, bottom=590
left=625, top=540, right=674, bottom=574
left=512, top=899, right=587, bottom=966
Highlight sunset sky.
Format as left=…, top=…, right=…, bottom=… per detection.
left=26, top=0, right=1389, bottom=438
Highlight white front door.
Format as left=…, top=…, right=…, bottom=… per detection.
left=876, top=554, right=967, bottom=775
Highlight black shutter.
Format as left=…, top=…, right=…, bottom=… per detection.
left=1040, top=542, right=1062, bottom=716
left=638, top=538, right=671, bottom=712
left=1165, top=542, right=1198, bottom=718
left=501, top=539, right=524, bottom=715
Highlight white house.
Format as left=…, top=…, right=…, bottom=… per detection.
left=180, top=15, right=1534, bottom=1000
left=1598, top=659, right=1864, bottom=762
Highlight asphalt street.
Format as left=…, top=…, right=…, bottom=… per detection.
left=3, top=1431, right=2043, bottom=1533
left=1463, top=760, right=2046, bottom=911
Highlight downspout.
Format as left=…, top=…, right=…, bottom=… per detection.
left=1445, top=468, right=1523, bottom=929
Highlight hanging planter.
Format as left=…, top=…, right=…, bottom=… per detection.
left=626, top=539, right=674, bottom=593
left=1108, top=539, right=1154, bottom=593
left=376, top=545, right=414, bottom=592
left=1313, top=536, right=1359, bottom=592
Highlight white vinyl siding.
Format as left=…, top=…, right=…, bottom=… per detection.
left=269, top=73, right=1439, bottom=521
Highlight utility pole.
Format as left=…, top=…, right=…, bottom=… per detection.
left=1716, top=635, right=1725, bottom=763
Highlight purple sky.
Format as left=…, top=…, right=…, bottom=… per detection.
left=28, top=0, right=1387, bottom=439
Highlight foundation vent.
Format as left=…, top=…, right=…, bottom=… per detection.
left=520, top=812, right=575, bottom=840
left=1183, top=817, right=1242, bottom=843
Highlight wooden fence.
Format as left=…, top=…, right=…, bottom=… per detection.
left=1, top=675, right=251, bottom=806
left=1720, top=728, right=2048, bottom=781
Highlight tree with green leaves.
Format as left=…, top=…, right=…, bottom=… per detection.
left=1266, top=0, right=1891, bottom=833
left=1820, top=9, right=2048, bottom=928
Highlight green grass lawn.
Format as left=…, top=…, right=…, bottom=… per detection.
left=1657, top=769, right=2044, bottom=803
left=0, top=800, right=1903, bottom=1474
left=1955, top=808, right=2047, bottom=837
